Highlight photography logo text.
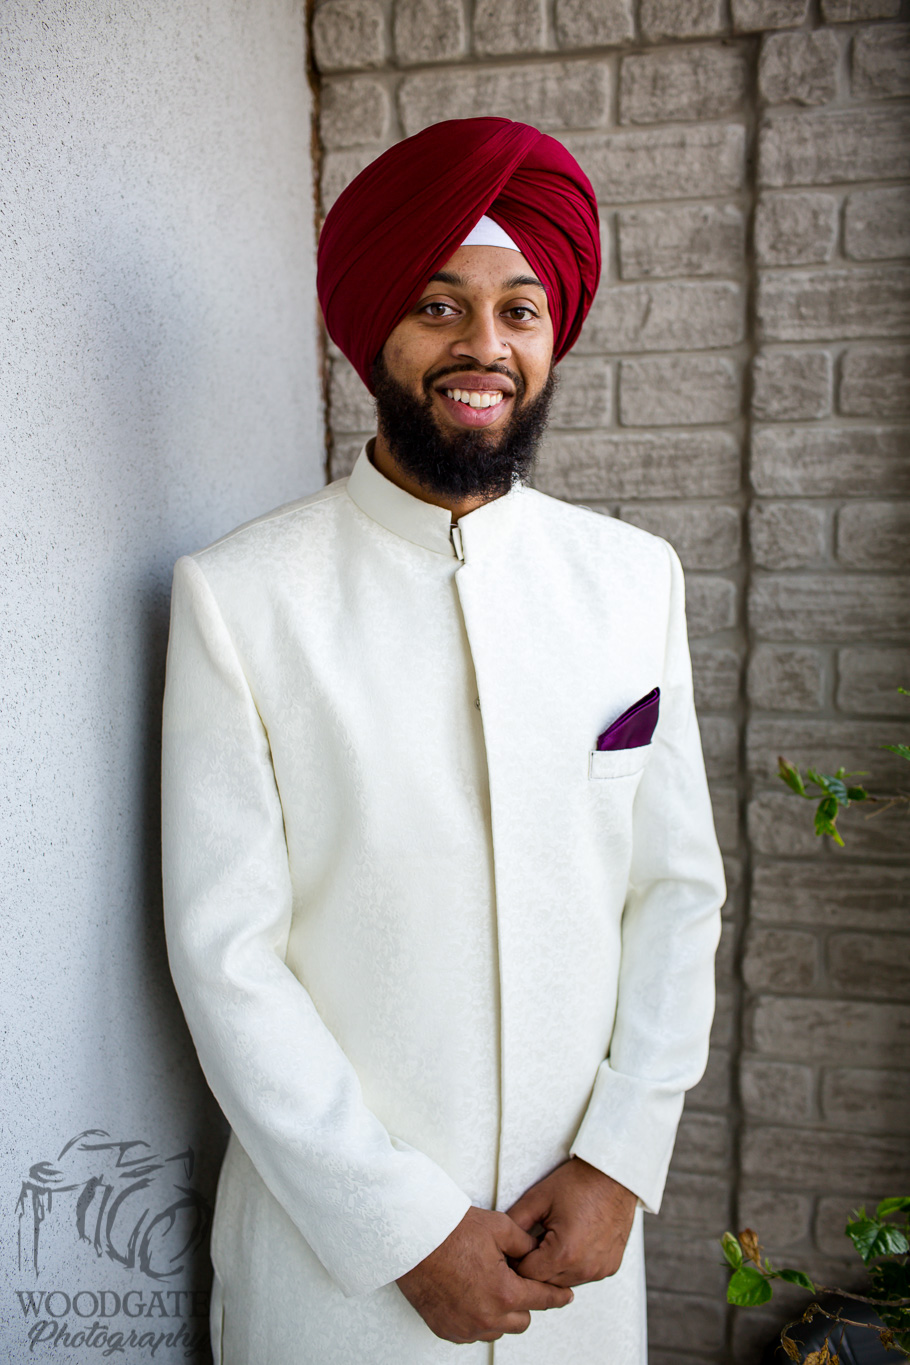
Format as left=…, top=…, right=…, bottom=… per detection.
left=14, top=1129, right=213, bottom=1358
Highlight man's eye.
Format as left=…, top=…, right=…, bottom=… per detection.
left=421, top=302, right=457, bottom=317
left=507, top=307, right=536, bottom=321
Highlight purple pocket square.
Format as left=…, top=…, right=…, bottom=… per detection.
left=596, top=687, right=660, bottom=751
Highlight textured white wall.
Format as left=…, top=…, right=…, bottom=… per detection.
left=0, top=2, right=323, bottom=1357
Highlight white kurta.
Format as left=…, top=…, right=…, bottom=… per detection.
left=161, top=446, right=725, bottom=1365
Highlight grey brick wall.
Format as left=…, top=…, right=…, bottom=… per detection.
left=310, top=3, right=910, bottom=1360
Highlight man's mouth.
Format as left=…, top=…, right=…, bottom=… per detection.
left=443, top=388, right=505, bottom=410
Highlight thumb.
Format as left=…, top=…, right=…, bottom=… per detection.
left=496, top=1213, right=540, bottom=1261
left=506, top=1183, right=552, bottom=1235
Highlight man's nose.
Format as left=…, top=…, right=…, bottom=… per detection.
left=449, top=308, right=510, bottom=368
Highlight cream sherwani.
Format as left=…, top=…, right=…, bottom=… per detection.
left=161, top=446, right=725, bottom=1364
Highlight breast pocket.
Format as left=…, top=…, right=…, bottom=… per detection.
left=588, top=745, right=652, bottom=780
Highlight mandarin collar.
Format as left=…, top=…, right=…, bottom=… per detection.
left=345, top=443, right=522, bottom=561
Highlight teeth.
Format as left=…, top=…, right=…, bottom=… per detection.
left=444, top=389, right=504, bottom=407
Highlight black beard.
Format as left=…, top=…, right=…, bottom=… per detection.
left=370, top=353, right=557, bottom=502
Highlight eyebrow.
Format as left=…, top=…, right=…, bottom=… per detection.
left=426, top=270, right=546, bottom=291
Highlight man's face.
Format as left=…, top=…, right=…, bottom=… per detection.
left=372, top=244, right=557, bottom=501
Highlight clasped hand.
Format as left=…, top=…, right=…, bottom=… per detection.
left=395, top=1158, right=638, bottom=1344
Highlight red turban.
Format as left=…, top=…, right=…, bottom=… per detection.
left=317, top=117, right=601, bottom=392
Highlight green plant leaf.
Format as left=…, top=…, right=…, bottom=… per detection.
left=846, top=786, right=868, bottom=802
left=883, top=744, right=910, bottom=763
left=807, top=771, right=850, bottom=805
left=846, top=1215, right=910, bottom=1263
left=721, top=1232, right=744, bottom=1270
left=776, top=1268, right=816, bottom=1291
left=877, top=1197, right=910, bottom=1218
left=727, top=1265, right=773, bottom=1306
left=815, top=798, right=845, bottom=845
left=778, top=757, right=807, bottom=797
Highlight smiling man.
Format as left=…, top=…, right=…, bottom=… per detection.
left=161, top=118, right=725, bottom=1364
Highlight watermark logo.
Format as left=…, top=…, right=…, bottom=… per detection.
left=13, top=1129, right=213, bottom=1358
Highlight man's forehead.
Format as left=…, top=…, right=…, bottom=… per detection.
left=426, top=244, right=545, bottom=293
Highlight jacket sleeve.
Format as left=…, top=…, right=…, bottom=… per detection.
left=569, top=540, right=725, bottom=1214
left=161, top=554, right=471, bottom=1297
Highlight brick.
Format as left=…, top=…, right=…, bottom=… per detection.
left=758, top=266, right=910, bottom=343
left=692, top=646, right=741, bottom=710
left=748, top=791, right=823, bottom=856
left=743, top=929, right=819, bottom=993
left=647, top=1291, right=726, bottom=1352
left=555, top=0, right=634, bottom=47
left=473, top=0, right=545, bottom=56
left=837, top=646, right=910, bottom=715
left=549, top=357, right=611, bottom=429
left=747, top=717, right=910, bottom=788
left=582, top=281, right=745, bottom=354
left=659, top=1171, right=733, bottom=1231
left=844, top=186, right=910, bottom=262
left=700, top=716, right=740, bottom=781
left=837, top=502, right=910, bottom=570
left=709, top=785, right=740, bottom=853
left=751, top=425, right=910, bottom=497
left=759, top=29, right=840, bottom=106
left=393, top=0, right=466, bottom=65
left=839, top=343, right=910, bottom=416
left=644, top=1228, right=730, bottom=1295
left=747, top=645, right=824, bottom=711
left=536, top=430, right=740, bottom=501
left=640, top=0, right=726, bottom=40
left=398, top=60, right=610, bottom=137
left=742, top=1121, right=910, bottom=1189
left=619, top=356, right=740, bottom=427
left=738, top=1186, right=813, bottom=1248
left=748, top=502, right=827, bottom=571
left=759, top=106, right=910, bottom=186
left=321, top=146, right=380, bottom=211
left=754, top=192, right=838, bottom=267
left=688, top=1045, right=733, bottom=1111
left=829, top=933, right=910, bottom=1001
left=312, top=0, right=385, bottom=72
left=569, top=124, right=745, bottom=203
left=617, top=203, right=745, bottom=280
left=620, top=503, right=741, bottom=569
left=671, top=1112, right=733, bottom=1174
left=716, top=919, right=737, bottom=981
left=732, top=1310, right=789, bottom=1364
left=686, top=577, right=738, bottom=637
left=752, top=860, right=910, bottom=930
left=320, top=78, right=389, bottom=150
left=750, top=574, right=910, bottom=644
left=821, top=1067, right=910, bottom=1133
left=329, top=359, right=374, bottom=431
left=852, top=23, right=910, bottom=99
left=749, top=996, right=910, bottom=1066
left=815, top=1192, right=898, bottom=1258
left=620, top=44, right=747, bottom=124
left=751, top=349, right=833, bottom=420
left=330, top=436, right=365, bottom=480
left=835, top=798, right=910, bottom=859
left=732, top=0, right=809, bottom=29
left=822, top=0, right=899, bottom=17
left=712, top=991, right=735, bottom=1048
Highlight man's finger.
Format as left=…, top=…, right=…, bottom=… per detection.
left=510, top=1269, right=574, bottom=1312
left=513, top=1231, right=566, bottom=1281
left=506, top=1184, right=551, bottom=1233
left=497, top=1214, right=540, bottom=1261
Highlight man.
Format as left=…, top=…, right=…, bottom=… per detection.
left=161, top=117, right=725, bottom=1364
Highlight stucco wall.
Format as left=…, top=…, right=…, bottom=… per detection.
left=0, top=2, right=323, bottom=1359
left=312, top=1, right=910, bottom=1360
